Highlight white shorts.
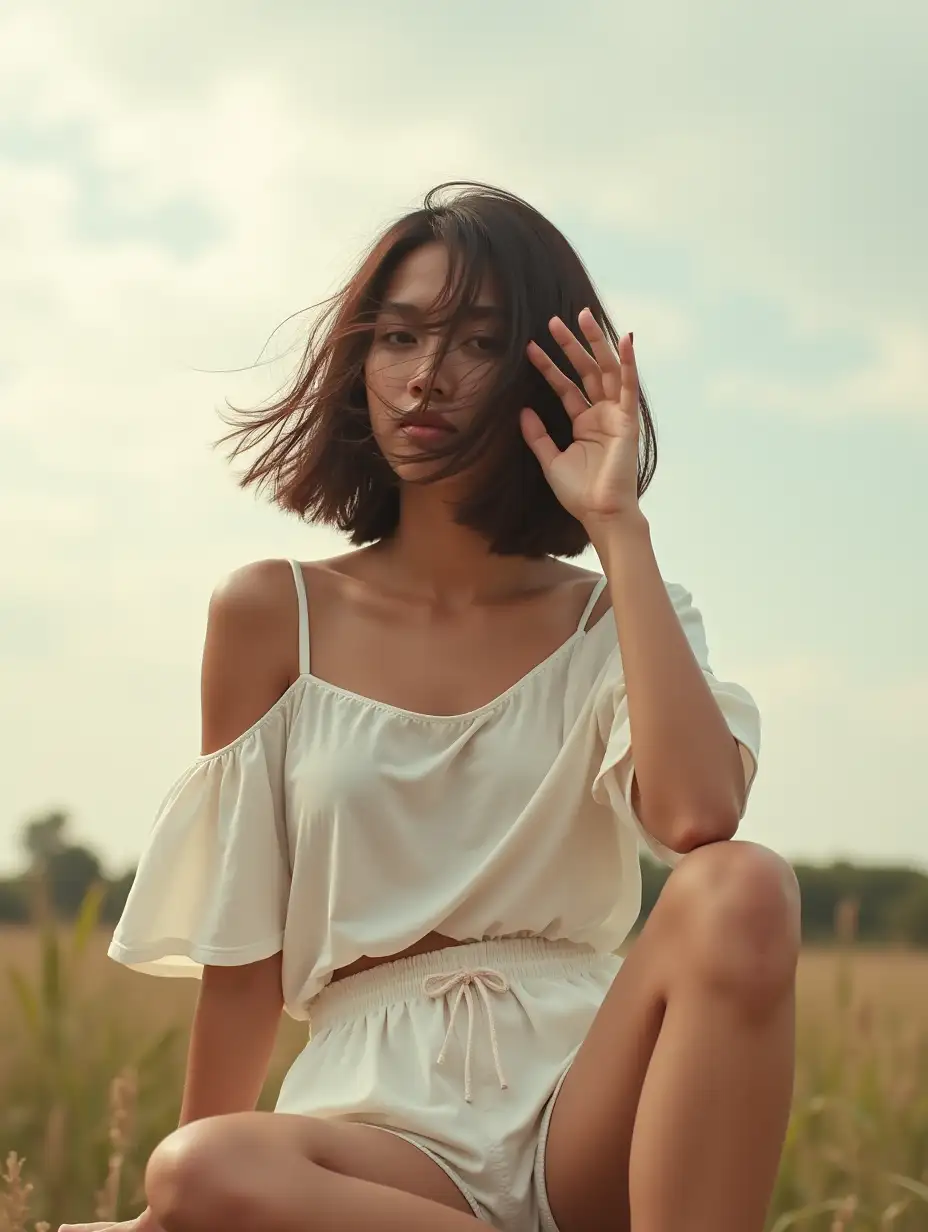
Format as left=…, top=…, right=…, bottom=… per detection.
left=275, top=937, right=621, bottom=1231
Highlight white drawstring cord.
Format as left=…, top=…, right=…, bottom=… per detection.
left=423, top=967, right=510, bottom=1103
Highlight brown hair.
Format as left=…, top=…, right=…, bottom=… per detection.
left=216, top=180, right=657, bottom=557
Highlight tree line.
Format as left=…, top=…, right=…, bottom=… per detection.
left=3, top=811, right=928, bottom=945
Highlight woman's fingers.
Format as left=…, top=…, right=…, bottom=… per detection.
left=526, top=312, right=633, bottom=425
left=526, top=340, right=589, bottom=420
left=576, top=308, right=625, bottom=403
left=548, top=315, right=605, bottom=405
left=520, top=406, right=561, bottom=473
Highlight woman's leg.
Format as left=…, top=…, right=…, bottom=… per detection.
left=145, top=1113, right=481, bottom=1232
left=543, top=839, right=801, bottom=1232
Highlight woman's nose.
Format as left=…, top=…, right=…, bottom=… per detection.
left=407, top=347, right=449, bottom=400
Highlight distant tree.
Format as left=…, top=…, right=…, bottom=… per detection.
left=101, top=868, right=137, bottom=923
left=21, top=809, right=69, bottom=867
left=13, top=809, right=105, bottom=922
left=635, top=856, right=928, bottom=948
left=886, top=884, right=928, bottom=946
left=45, top=845, right=105, bottom=917
left=0, top=877, right=29, bottom=923
left=4, top=809, right=928, bottom=943
left=793, top=861, right=928, bottom=945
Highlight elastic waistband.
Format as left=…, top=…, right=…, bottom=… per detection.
left=310, top=936, right=610, bottom=1032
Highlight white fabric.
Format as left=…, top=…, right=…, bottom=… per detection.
left=278, top=936, right=621, bottom=1232
left=109, top=570, right=761, bottom=1021
left=423, top=966, right=511, bottom=1103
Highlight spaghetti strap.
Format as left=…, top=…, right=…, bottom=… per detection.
left=288, top=559, right=310, bottom=675
left=577, top=574, right=609, bottom=633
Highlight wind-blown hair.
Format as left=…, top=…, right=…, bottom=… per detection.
left=216, top=180, right=657, bottom=557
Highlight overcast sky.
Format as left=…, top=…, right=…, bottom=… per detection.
left=1, top=1, right=925, bottom=876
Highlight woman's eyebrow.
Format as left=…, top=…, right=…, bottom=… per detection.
left=380, top=300, right=503, bottom=322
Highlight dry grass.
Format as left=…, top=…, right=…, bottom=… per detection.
left=1, top=922, right=927, bottom=1231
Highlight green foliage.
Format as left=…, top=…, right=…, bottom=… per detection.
left=771, top=952, right=928, bottom=1228
left=886, top=886, right=928, bottom=947
left=2, top=810, right=927, bottom=1228
left=0, top=881, right=29, bottom=926
left=7, top=811, right=928, bottom=946
left=1, top=884, right=184, bottom=1225
left=19, top=812, right=69, bottom=865
left=794, top=863, right=928, bottom=946
left=637, top=856, right=928, bottom=948
left=0, top=890, right=927, bottom=1230
left=100, top=870, right=136, bottom=925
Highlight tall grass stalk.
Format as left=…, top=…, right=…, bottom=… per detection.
left=1, top=890, right=926, bottom=1229
left=0, top=883, right=181, bottom=1227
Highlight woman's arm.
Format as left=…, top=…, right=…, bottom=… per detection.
left=590, top=513, right=747, bottom=854
left=62, top=563, right=299, bottom=1230
left=179, top=558, right=298, bottom=1123
left=179, top=953, right=284, bottom=1124
left=522, top=315, right=748, bottom=854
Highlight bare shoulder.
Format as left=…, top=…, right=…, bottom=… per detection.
left=207, top=558, right=298, bottom=628
left=200, top=559, right=302, bottom=755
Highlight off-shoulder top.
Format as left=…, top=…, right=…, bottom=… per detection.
left=108, top=562, right=761, bottom=1021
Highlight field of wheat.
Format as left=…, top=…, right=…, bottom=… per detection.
left=1, top=903, right=926, bottom=1231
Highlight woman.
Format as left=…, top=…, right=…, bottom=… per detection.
left=64, top=181, right=800, bottom=1232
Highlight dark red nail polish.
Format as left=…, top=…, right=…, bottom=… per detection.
left=629, top=331, right=634, bottom=344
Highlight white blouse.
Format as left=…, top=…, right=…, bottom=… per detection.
left=108, top=565, right=761, bottom=1021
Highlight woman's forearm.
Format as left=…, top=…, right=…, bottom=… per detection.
left=589, top=512, right=746, bottom=853
left=178, top=951, right=284, bottom=1125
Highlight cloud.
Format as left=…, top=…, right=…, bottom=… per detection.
left=740, top=653, right=847, bottom=706
left=705, top=318, right=928, bottom=421
left=0, top=0, right=925, bottom=871
left=869, top=671, right=928, bottom=726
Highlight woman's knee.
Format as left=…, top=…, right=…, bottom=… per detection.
left=655, top=839, right=801, bottom=1008
left=146, top=1115, right=276, bottom=1230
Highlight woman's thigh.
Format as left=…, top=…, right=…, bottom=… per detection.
left=541, top=922, right=666, bottom=1232
left=541, top=841, right=800, bottom=1232
left=146, top=1111, right=480, bottom=1220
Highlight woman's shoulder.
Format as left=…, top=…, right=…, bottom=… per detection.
left=208, top=557, right=299, bottom=621
left=201, top=558, right=304, bottom=755
left=565, top=574, right=697, bottom=678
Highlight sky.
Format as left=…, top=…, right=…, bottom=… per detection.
left=0, top=0, right=925, bottom=877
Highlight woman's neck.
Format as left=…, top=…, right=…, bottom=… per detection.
left=371, top=483, right=548, bottom=605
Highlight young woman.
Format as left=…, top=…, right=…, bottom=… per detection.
left=63, top=182, right=800, bottom=1232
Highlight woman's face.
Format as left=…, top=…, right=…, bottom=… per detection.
left=364, top=242, right=505, bottom=480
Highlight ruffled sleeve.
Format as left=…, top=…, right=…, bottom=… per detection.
left=107, top=702, right=292, bottom=978
left=591, top=583, right=761, bottom=866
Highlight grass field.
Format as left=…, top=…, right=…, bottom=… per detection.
left=1, top=917, right=927, bottom=1231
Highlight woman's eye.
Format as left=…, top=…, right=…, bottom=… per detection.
left=469, top=335, right=503, bottom=353
left=379, top=329, right=502, bottom=353
left=382, top=329, right=416, bottom=346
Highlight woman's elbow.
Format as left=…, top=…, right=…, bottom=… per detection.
left=645, top=802, right=741, bottom=856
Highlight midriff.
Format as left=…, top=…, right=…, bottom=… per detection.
left=330, top=931, right=497, bottom=983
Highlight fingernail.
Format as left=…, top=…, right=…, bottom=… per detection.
left=629, top=331, right=634, bottom=345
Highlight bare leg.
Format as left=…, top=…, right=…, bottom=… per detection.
left=145, top=1113, right=481, bottom=1232
left=543, top=840, right=800, bottom=1232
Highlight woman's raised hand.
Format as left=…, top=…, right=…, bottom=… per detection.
left=522, top=311, right=642, bottom=528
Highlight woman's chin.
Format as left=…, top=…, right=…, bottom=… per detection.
left=386, top=445, right=449, bottom=482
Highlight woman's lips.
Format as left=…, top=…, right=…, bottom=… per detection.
left=401, top=423, right=457, bottom=445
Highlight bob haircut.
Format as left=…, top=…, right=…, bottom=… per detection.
left=217, top=180, right=657, bottom=558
